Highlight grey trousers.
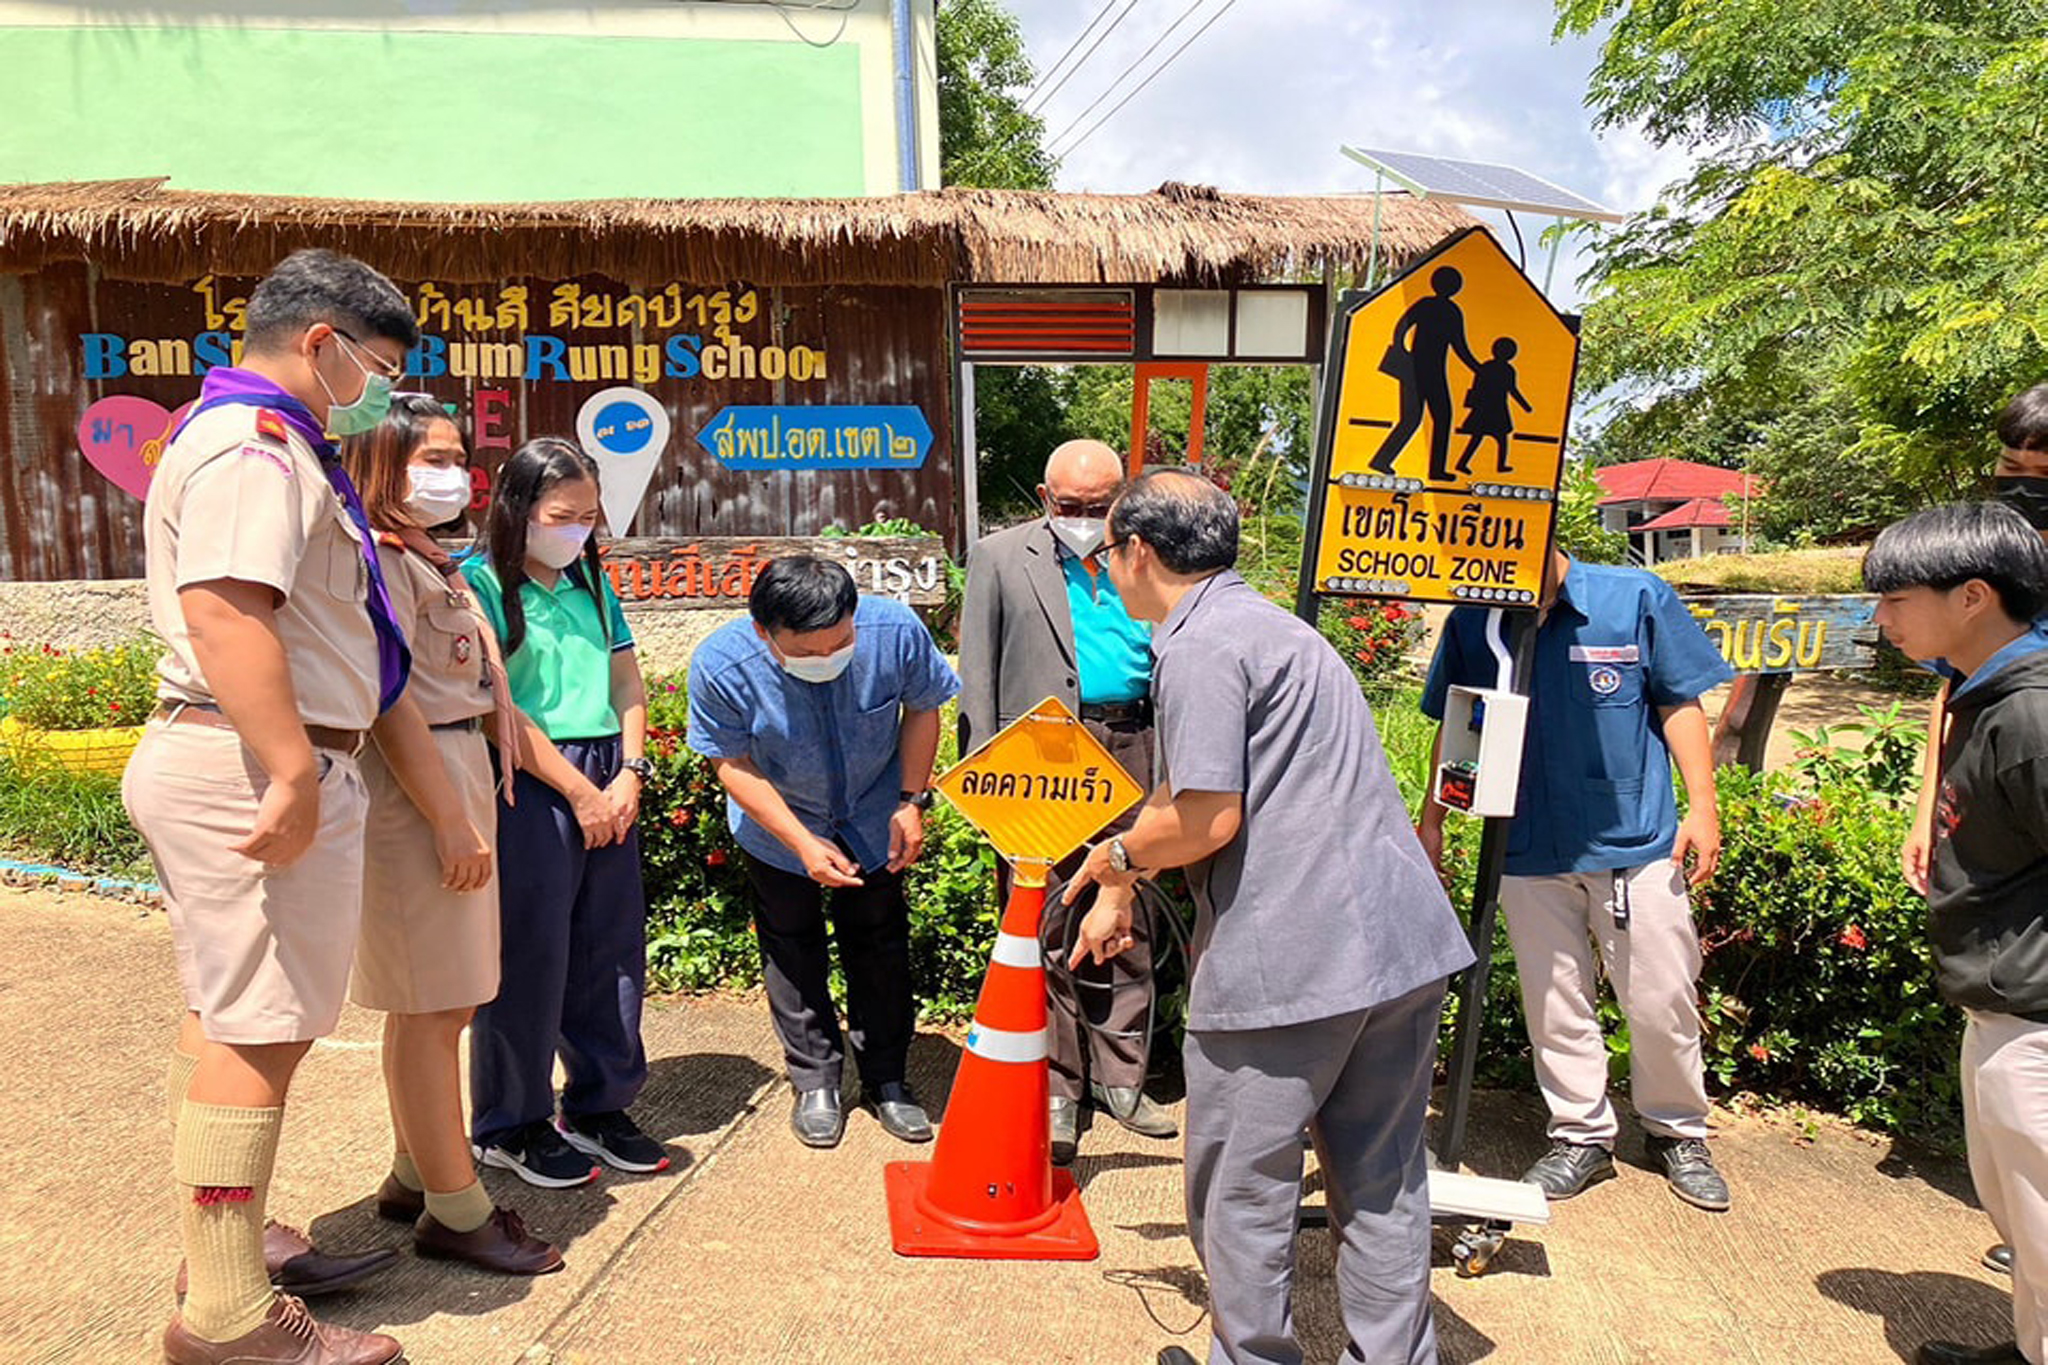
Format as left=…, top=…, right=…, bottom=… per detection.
left=1183, top=978, right=1448, bottom=1365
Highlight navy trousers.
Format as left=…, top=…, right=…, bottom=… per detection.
left=470, top=736, right=648, bottom=1148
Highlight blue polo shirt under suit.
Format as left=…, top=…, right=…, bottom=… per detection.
left=1057, top=544, right=1151, bottom=706
left=1421, top=559, right=1733, bottom=875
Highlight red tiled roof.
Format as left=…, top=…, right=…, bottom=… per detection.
left=1632, top=498, right=1736, bottom=532
left=1594, top=458, right=1758, bottom=505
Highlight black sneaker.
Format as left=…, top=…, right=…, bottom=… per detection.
left=560, top=1110, right=671, bottom=1173
left=1520, top=1139, right=1616, bottom=1200
left=1644, top=1133, right=1730, bottom=1212
left=475, top=1119, right=602, bottom=1189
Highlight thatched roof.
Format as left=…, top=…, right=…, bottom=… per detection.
left=0, top=178, right=1477, bottom=287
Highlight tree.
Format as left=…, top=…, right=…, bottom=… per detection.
left=937, top=0, right=1056, bottom=191
left=1558, top=1, right=2048, bottom=541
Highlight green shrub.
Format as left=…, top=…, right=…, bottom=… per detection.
left=0, top=750, right=150, bottom=878
left=1, top=637, right=159, bottom=730
left=1323, top=599, right=1427, bottom=701
left=1695, top=765, right=1957, bottom=1144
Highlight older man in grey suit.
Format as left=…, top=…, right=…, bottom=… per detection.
left=1068, top=468, right=1475, bottom=1365
left=959, top=438, right=1175, bottom=1164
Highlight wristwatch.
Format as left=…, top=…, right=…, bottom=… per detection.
left=899, top=788, right=935, bottom=810
left=620, top=756, right=655, bottom=782
left=1107, top=835, right=1132, bottom=874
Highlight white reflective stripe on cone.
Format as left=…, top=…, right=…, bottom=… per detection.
left=964, top=1021, right=1048, bottom=1064
left=989, top=932, right=1040, bottom=970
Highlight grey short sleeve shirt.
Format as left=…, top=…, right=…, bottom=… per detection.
left=1152, top=571, right=1475, bottom=1031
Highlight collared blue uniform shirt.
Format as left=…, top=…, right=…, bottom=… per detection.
left=686, top=596, right=961, bottom=875
left=1421, top=559, right=1733, bottom=877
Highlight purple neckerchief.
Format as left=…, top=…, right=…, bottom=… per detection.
left=173, top=368, right=413, bottom=713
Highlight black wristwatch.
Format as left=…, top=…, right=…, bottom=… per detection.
left=620, top=756, right=655, bottom=782
left=899, top=788, right=935, bottom=811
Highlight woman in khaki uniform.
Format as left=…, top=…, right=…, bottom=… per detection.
left=342, top=395, right=560, bottom=1275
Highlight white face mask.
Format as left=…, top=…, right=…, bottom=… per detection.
left=778, top=640, right=856, bottom=684
left=405, top=464, right=471, bottom=527
left=1050, top=515, right=1107, bottom=558
left=528, top=520, right=592, bottom=570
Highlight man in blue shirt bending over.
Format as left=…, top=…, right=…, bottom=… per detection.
left=1419, top=546, right=1736, bottom=1212
left=688, top=556, right=960, bottom=1149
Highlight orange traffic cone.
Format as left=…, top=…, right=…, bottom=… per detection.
left=883, top=865, right=1100, bottom=1259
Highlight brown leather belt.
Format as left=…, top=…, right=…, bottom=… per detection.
left=154, top=702, right=367, bottom=759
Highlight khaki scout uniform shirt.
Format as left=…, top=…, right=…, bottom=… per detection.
left=144, top=402, right=380, bottom=730
left=376, top=543, right=495, bottom=725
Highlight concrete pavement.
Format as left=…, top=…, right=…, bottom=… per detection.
left=0, top=885, right=2020, bottom=1364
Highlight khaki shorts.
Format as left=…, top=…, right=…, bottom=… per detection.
left=122, top=719, right=368, bottom=1044
left=350, top=725, right=502, bottom=1014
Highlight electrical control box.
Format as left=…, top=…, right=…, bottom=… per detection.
left=1433, top=685, right=1530, bottom=819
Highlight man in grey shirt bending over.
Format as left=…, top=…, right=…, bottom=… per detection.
left=1067, top=468, right=1474, bottom=1365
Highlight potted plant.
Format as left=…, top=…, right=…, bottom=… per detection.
left=0, top=636, right=159, bottom=776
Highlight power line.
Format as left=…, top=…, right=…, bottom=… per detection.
left=1043, top=0, right=1212, bottom=152
left=1024, top=0, right=1142, bottom=115
left=1052, top=0, right=1242, bottom=161
left=1019, top=0, right=1120, bottom=112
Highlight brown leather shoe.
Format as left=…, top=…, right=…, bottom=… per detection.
left=174, top=1221, right=399, bottom=1299
left=414, top=1206, right=564, bottom=1276
left=162, top=1293, right=402, bottom=1364
left=374, top=1175, right=426, bottom=1225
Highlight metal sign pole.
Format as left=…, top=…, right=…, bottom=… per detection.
left=1434, top=610, right=1537, bottom=1170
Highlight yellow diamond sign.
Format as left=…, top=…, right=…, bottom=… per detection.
left=934, top=697, right=1143, bottom=866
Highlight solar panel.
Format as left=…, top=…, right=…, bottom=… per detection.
left=1342, top=146, right=1626, bottom=223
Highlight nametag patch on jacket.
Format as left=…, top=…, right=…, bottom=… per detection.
left=1568, top=645, right=1639, bottom=664
left=237, top=444, right=294, bottom=476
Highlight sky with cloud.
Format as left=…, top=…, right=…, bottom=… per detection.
left=999, top=0, right=1696, bottom=312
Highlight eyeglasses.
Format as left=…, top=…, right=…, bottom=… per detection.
left=1045, top=497, right=1115, bottom=519
left=332, top=328, right=408, bottom=381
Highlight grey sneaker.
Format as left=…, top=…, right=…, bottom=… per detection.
left=1521, top=1139, right=1616, bottom=1200
left=1644, top=1134, right=1730, bottom=1212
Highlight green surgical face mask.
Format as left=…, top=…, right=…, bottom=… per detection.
left=317, top=331, right=397, bottom=436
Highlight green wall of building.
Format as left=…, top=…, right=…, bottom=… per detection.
left=0, top=25, right=865, bottom=200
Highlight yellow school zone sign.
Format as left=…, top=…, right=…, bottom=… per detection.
left=1307, top=226, right=1578, bottom=607
left=934, top=697, right=1143, bottom=867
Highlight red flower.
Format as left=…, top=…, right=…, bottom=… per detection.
left=705, top=849, right=728, bottom=868
left=1748, top=1042, right=1772, bottom=1062
left=107, top=701, right=122, bottom=712
left=1838, top=923, right=1867, bottom=951
left=1346, top=615, right=1372, bottom=630
left=1355, top=647, right=1377, bottom=664
left=1382, top=602, right=1409, bottom=622
left=669, top=807, right=694, bottom=828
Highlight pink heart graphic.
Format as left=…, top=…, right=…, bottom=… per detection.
left=78, top=395, right=193, bottom=502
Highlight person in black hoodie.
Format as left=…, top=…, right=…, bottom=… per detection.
left=1866, top=501, right=2048, bottom=1365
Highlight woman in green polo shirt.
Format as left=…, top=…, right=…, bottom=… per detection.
left=462, top=437, right=669, bottom=1188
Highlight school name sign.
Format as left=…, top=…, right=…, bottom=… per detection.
left=1682, top=594, right=1878, bottom=674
